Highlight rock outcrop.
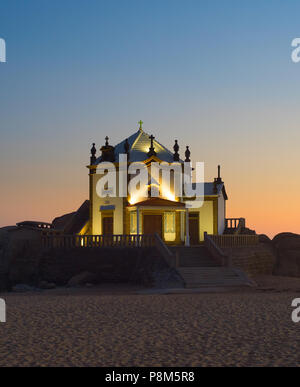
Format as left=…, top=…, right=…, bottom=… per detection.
left=0, top=229, right=10, bottom=291
left=0, top=226, right=42, bottom=291
left=67, top=272, right=97, bottom=287
left=259, top=234, right=272, bottom=244
left=272, top=233, right=300, bottom=278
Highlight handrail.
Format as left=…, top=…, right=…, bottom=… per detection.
left=234, top=220, right=243, bottom=235
left=41, top=234, right=156, bottom=249
left=42, top=233, right=180, bottom=269
left=153, top=232, right=177, bottom=268
left=209, top=234, right=258, bottom=248
left=225, top=218, right=246, bottom=233
left=204, top=233, right=231, bottom=267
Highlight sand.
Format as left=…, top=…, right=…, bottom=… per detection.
left=0, top=279, right=299, bottom=367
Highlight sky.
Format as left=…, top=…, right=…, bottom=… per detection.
left=0, top=0, right=300, bottom=238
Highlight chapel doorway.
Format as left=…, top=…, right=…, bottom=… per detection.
left=189, top=213, right=199, bottom=245
left=102, top=216, right=113, bottom=235
left=143, top=214, right=162, bottom=238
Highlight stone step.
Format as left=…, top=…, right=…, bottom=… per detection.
left=169, top=246, right=251, bottom=288
left=179, top=259, right=218, bottom=267
left=185, top=282, right=246, bottom=289
left=177, top=267, right=251, bottom=288
left=170, top=246, right=219, bottom=268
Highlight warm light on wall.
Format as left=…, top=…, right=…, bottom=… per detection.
left=78, top=221, right=89, bottom=235
left=129, top=185, right=177, bottom=203
left=129, top=193, right=148, bottom=204
left=163, top=191, right=176, bottom=201
left=128, top=197, right=136, bottom=205
left=161, top=185, right=176, bottom=202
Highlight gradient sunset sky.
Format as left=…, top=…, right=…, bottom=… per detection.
left=0, top=0, right=300, bottom=237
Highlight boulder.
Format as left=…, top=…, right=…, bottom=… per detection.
left=0, top=225, right=48, bottom=290
left=12, top=284, right=34, bottom=293
left=259, top=234, right=272, bottom=244
left=67, top=271, right=97, bottom=287
left=240, top=227, right=256, bottom=235
left=272, top=233, right=300, bottom=250
left=1, top=226, right=42, bottom=287
left=39, top=280, right=56, bottom=290
left=0, top=229, right=10, bottom=291
left=272, top=233, right=300, bottom=278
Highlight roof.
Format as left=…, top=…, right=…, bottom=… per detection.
left=95, top=128, right=182, bottom=164
left=192, top=182, right=228, bottom=199
left=128, top=197, right=186, bottom=208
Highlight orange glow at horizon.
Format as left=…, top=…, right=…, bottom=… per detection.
left=1, top=162, right=299, bottom=239
left=1, top=111, right=300, bottom=240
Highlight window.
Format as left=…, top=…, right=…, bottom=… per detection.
left=130, top=212, right=137, bottom=234
left=130, top=211, right=142, bottom=234
left=164, top=212, right=176, bottom=242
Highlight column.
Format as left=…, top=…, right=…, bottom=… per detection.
left=136, top=207, right=140, bottom=246
left=180, top=211, right=185, bottom=242
left=185, top=209, right=190, bottom=247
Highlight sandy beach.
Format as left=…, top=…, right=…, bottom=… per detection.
left=0, top=277, right=299, bottom=367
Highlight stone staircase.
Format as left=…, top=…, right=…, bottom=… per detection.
left=170, top=246, right=252, bottom=288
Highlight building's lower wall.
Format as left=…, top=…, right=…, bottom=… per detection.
left=198, top=201, right=214, bottom=241
left=89, top=170, right=219, bottom=243
left=218, top=195, right=226, bottom=235
left=90, top=170, right=125, bottom=235
left=188, top=198, right=219, bottom=242
left=113, top=202, right=124, bottom=234
left=91, top=197, right=124, bottom=235
left=90, top=202, right=217, bottom=244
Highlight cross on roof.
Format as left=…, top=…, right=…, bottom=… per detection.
left=147, top=134, right=156, bottom=157
left=149, top=134, right=155, bottom=147
left=138, top=120, right=143, bottom=130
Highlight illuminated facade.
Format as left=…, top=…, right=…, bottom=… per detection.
left=85, top=123, right=228, bottom=245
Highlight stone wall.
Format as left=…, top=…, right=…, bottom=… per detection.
left=223, top=243, right=276, bottom=277
left=38, top=247, right=171, bottom=286
left=0, top=235, right=183, bottom=290
left=0, top=225, right=183, bottom=290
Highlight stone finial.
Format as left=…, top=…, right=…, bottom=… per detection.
left=148, top=134, right=156, bottom=157
left=124, top=138, right=130, bottom=160
left=215, top=165, right=222, bottom=184
left=100, top=136, right=115, bottom=162
left=90, top=143, right=97, bottom=165
left=185, top=146, right=191, bottom=162
left=173, top=140, right=180, bottom=161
